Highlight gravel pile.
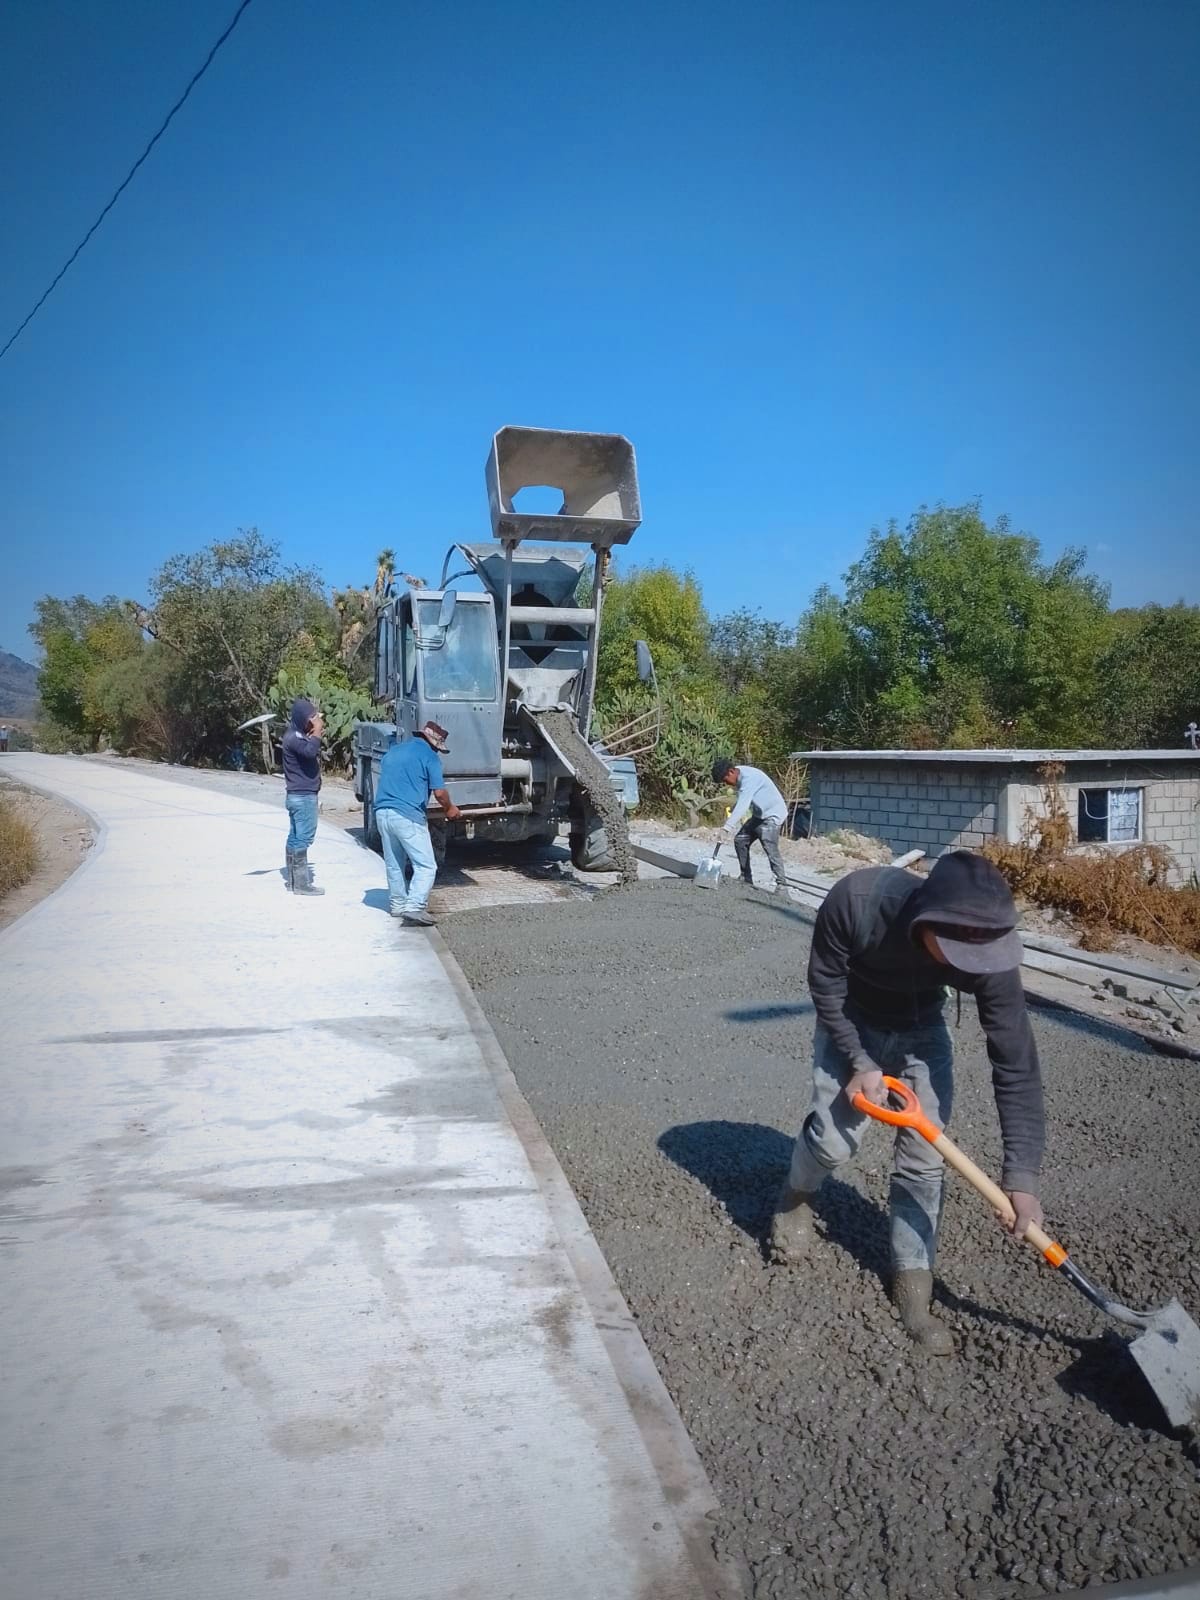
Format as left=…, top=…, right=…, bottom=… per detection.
left=444, top=879, right=1200, bottom=1600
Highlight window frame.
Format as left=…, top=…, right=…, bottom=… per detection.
left=1076, top=786, right=1143, bottom=845
left=413, top=595, right=499, bottom=703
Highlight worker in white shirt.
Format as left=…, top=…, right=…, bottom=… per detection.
left=711, top=756, right=789, bottom=892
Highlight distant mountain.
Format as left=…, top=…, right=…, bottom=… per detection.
left=0, top=650, right=39, bottom=718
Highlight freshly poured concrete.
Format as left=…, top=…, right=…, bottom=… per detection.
left=0, top=755, right=721, bottom=1600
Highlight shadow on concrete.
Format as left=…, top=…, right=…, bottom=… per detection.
left=1054, top=1330, right=1179, bottom=1434
left=1025, top=989, right=1194, bottom=1060
left=657, top=1119, right=789, bottom=1241
left=658, top=1119, right=891, bottom=1284
left=723, top=1000, right=814, bottom=1024
left=362, top=888, right=391, bottom=914
left=345, top=821, right=577, bottom=885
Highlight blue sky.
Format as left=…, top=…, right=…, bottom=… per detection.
left=2, top=0, right=1197, bottom=660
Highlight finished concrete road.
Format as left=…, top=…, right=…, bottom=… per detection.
left=0, top=755, right=723, bottom=1600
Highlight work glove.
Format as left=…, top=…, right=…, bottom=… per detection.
left=1001, top=1190, right=1043, bottom=1240
left=843, top=1057, right=887, bottom=1109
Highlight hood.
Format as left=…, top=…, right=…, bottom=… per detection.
left=289, top=698, right=316, bottom=732
left=903, top=851, right=1023, bottom=975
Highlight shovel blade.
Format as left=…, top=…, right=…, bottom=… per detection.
left=1129, top=1299, right=1200, bottom=1430
left=693, top=858, right=722, bottom=891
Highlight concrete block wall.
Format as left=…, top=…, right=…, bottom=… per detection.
left=809, top=762, right=1001, bottom=858
left=1006, top=762, right=1200, bottom=884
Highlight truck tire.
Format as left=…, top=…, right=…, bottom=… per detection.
left=362, top=769, right=381, bottom=852
left=570, top=809, right=617, bottom=873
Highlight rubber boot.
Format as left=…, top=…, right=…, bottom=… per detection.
left=292, top=849, right=325, bottom=897
left=767, top=1183, right=819, bottom=1265
left=284, top=850, right=297, bottom=892
left=891, top=1269, right=953, bottom=1355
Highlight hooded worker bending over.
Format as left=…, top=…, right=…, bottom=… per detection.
left=711, top=757, right=790, bottom=892
left=771, top=851, right=1044, bottom=1354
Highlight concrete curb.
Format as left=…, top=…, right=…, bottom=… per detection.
left=432, top=929, right=744, bottom=1600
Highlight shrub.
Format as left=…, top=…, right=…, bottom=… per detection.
left=33, top=720, right=87, bottom=754
left=595, top=688, right=736, bottom=816
left=269, top=667, right=378, bottom=772
left=0, top=795, right=40, bottom=897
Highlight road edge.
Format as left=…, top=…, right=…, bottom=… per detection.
left=0, top=758, right=107, bottom=950
left=431, top=928, right=744, bottom=1600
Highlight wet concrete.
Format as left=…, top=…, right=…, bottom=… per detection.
left=534, top=709, right=639, bottom=883
left=443, top=879, right=1200, bottom=1600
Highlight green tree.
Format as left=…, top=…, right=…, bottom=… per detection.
left=141, top=530, right=332, bottom=765
left=708, top=607, right=795, bottom=768
left=29, top=594, right=144, bottom=746
left=785, top=504, right=1112, bottom=749
left=87, top=646, right=193, bottom=762
left=1097, top=603, right=1200, bottom=747
left=594, top=563, right=713, bottom=705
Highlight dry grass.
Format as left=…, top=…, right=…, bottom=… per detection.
left=982, top=762, right=1200, bottom=956
left=0, top=795, right=40, bottom=899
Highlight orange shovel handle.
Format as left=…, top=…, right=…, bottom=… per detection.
left=851, top=1075, right=1068, bottom=1269
left=851, top=1075, right=940, bottom=1140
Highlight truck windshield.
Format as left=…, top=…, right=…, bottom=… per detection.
left=416, top=598, right=498, bottom=701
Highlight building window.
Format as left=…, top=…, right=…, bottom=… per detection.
left=1077, top=787, right=1141, bottom=844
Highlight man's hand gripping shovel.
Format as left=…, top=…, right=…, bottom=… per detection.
left=852, top=1076, right=1200, bottom=1431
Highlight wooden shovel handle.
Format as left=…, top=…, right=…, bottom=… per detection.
left=929, top=1131, right=1060, bottom=1261
left=853, top=1075, right=1065, bottom=1266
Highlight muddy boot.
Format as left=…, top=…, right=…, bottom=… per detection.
left=403, top=907, right=436, bottom=927
left=292, top=849, right=325, bottom=897
left=891, top=1269, right=953, bottom=1355
left=284, top=850, right=297, bottom=892
left=768, top=1184, right=818, bottom=1264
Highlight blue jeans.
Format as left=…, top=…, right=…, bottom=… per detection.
left=285, top=792, right=318, bottom=853
left=377, top=809, right=436, bottom=914
left=788, top=1013, right=954, bottom=1272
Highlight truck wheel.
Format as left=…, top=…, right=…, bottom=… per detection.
left=570, top=809, right=616, bottom=872
left=363, top=771, right=381, bottom=852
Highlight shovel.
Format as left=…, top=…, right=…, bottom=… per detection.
left=852, top=1075, right=1200, bottom=1430
left=694, top=842, right=724, bottom=891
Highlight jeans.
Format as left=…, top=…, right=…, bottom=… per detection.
left=377, top=809, right=437, bottom=914
left=285, top=792, right=318, bottom=853
left=787, top=1013, right=954, bottom=1272
left=735, top=815, right=787, bottom=886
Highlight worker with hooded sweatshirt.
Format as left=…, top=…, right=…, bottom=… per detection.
left=281, top=697, right=325, bottom=896
left=770, top=851, right=1044, bottom=1354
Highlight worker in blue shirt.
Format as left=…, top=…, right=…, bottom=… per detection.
left=373, top=721, right=461, bottom=926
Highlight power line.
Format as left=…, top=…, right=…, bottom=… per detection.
left=0, top=0, right=255, bottom=364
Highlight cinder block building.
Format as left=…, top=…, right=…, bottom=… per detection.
left=796, top=750, right=1200, bottom=884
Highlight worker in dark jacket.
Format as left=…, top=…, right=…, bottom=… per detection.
left=771, top=851, right=1044, bottom=1354
left=281, top=697, right=325, bottom=896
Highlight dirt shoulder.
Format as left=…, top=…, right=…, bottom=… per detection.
left=0, top=773, right=96, bottom=933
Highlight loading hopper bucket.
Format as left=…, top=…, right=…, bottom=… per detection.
left=486, top=427, right=641, bottom=548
